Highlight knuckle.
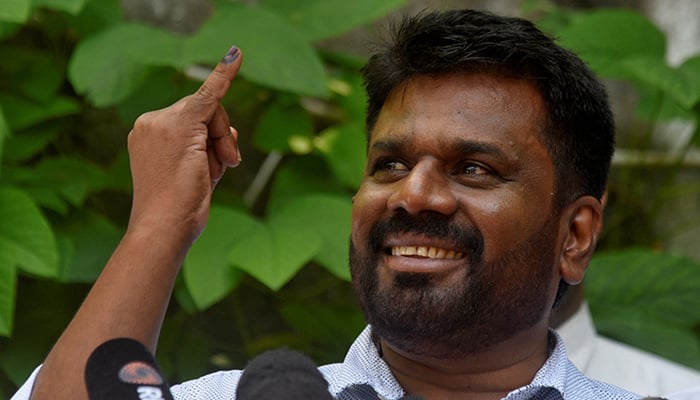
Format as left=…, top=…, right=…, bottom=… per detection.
left=133, top=111, right=155, bottom=131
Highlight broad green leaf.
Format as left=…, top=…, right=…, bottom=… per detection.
left=619, top=57, right=700, bottom=111
left=262, top=0, right=408, bottom=41
left=0, top=94, right=80, bottom=131
left=33, top=0, right=87, bottom=14
left=267, top=156, right=347, bottom=213
left=55, top=211, right=122, bottom=283
left=228, top=212, right=322, bottom=291
left=590, top=303, right=700, bottom=370
left=0, top=46, right=65, bottom=102
left=678, top=55, right=700, bottom=109
left=586, top=249, right=700, bottom=368
left=587, top=248, right=700, bottom=326
left=4, top=157, right=108, bottom=213
left=68, top=23, right=180, bottom=107
left=315, top=122, right=367, bottom=189
left=0, top=0, right=30, bottom=23
left=185, top=3, right=328, bottom=97
left=0, top=251, right=16, bottom=336
left=0, top=21, right=22, bottom=40
left=634, top=82, right=695, bottom=123
left=66, top=0, right=123, bottom=36
left=0, top=187, right=58, bottom=278
left=184, top=207, right=257, bottom=309
left=556, top=9, right=665, bottom=77
left=253, top=100, right=314, bottom=153
left=2, top=126, right=59, bottom=163
left=269, top=194, right=352, bottom=280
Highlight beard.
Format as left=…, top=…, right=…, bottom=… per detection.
left=349, top=210, right=558, bottom=359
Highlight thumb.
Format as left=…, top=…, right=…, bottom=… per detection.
left=184, top=45, right=243, bottom=122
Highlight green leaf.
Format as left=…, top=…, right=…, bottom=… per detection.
left=262, top=0, right=408, bottom=41
left=55, top=211, right=122, bottom=283
left=0, top=187, right=58, bottom=278
left=0, top=46, right=65, bottom=103
left=556, top=9, right=666, bottom=77
left=2, top=125, right=59, bottom=163
left=586, top=249, right=700, bottom=368
left=0, top=94, right=80, bottom=131
left=678, top=55, right=700, bottom=109
left=587, top=248, right=700, bottom=326
left=228, top=211, right=322, bottom=291
left=33, top=0, right=87, bottom=15
left=619, top=57, right=700, bottom=111
left=66, top=0, right=123, bottom=37
left=0, top=0, right=30, bottom=23
left=68, top=23, right=180, bottom=107
left=0, top=251, right=16, bottom=336
left=253, top=99, right=314, bottom=153
left=267, top=156, right=347, bottom=212
left=185, top=3, right=328, bottom=97
left=4, top=157, right=108, bottom=213
left=315, top=122, right=367, bottom=189
left=184, top=207, right=257, bottom=310
left=634, top=81, right=696, bottom=123
left=270, top=194, right=352, bottom=280
left=590, top=303, right=700, bottom=370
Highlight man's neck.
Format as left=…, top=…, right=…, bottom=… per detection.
left=378, top=325, right=551, bottom=400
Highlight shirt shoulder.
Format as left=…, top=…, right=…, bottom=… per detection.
left=170, top=369, right=242, bottom=400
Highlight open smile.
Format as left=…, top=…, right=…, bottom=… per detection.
left=389, top=245, right=464, bottom=260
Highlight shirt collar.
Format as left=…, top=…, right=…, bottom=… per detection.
left=333, top=326, right=574, bottom=399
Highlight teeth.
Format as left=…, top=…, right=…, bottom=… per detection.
left=391, top=246, right=464, bottom=260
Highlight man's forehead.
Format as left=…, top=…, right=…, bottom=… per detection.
left=369, top=72, right=549, bottom=148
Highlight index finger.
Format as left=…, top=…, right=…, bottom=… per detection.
left=184, top=45, right=243, bottom=122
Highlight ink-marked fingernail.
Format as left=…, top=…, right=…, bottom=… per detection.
left=223, top=46, right=240, bottom=64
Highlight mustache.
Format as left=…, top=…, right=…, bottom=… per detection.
left=368, top=210, right=484, bottom=260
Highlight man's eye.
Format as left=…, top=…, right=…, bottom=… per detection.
left=375, top=159, right=408, bottom=173
left=460, top=163, right=489, bottom=176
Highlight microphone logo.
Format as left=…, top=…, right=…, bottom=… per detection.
left=119, top=361, right=164, bottom=385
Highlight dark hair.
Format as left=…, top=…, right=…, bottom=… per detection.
left=361, top=9, right=614, bottom=206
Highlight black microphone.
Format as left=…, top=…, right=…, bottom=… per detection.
left=236, top=347, right=333, bottom=400
left=85, top=337, right=174, bottom=400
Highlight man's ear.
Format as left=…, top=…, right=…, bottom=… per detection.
left=558, top=195, right=603, bottom=285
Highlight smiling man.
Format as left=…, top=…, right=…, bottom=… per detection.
left=15, top=8, right=642, bottom=400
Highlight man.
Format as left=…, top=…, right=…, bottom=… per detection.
left=14, top=9, right=642, bottom=400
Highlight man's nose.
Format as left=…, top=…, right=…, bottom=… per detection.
left=386, top=160, right=458, bottom=216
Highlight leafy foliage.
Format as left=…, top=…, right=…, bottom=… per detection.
left=587, top=249, right=700, bottom=369
left=538, top=6, right=700, bottom=368
left=0, top=1, right=699, bottom=398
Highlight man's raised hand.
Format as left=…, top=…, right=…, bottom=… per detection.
left=126, top=46, right=243, bottom=241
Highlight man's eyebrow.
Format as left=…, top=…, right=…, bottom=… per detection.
left=370, top=137, right=509, bottom=160
left=369, top=137, right=408, bottom=153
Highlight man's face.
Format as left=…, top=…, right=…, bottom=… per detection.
left=350, top=72, right=564, bottom=358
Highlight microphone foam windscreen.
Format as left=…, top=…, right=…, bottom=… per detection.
left=85, top=337, right=173, bottom=400
left=236, top=347, right=333, bottom=400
